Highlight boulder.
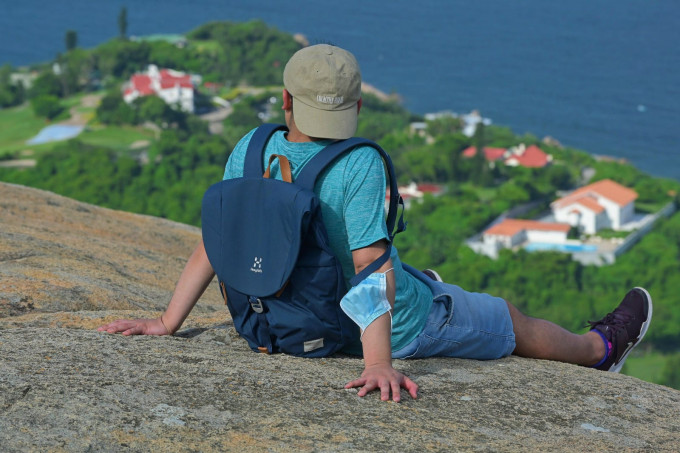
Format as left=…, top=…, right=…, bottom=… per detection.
left=1, top=182, right=679, bottom=451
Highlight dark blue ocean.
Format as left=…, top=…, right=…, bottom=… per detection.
left=1, top=0, right=678, bottom=181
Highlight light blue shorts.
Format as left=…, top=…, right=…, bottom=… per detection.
left=392, top=271, right=516, bottom=360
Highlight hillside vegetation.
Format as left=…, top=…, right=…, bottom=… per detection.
left=1, top=20, right=679, bottom=389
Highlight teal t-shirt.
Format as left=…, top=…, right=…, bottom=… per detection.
left=223, top=128, right=433, bottom=353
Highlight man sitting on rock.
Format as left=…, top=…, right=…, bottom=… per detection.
left=99, top=44, right=652, bottom=402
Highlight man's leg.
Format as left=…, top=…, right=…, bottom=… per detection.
left=507, top=287, right=652, bottom=372
left=506, top=302, right=604, bottom=366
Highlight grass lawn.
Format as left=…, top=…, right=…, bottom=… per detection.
left=78, top=126, right=156, bottom=152
left=0, top=91, right=154, bottom=157
left=594, top=229, right=630, bottom=239
left=622, top=351, right=668, bottom=386
left=636, top=201, right=668, bottom=214
left=0, top=104, right=51, bottom=156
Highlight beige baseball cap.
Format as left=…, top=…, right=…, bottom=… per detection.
left=283, top=44, right=362, bottom=140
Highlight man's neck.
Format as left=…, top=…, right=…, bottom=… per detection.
left=285, top=128, right=316, bottom=143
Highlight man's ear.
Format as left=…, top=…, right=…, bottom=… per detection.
left=282, top=89, right=293, bottom=110
left=357, top=97, right=362, bottom=114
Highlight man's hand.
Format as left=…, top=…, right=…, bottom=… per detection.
left=97, top=318, right=169, bottom=336
left=97, top=241, right=215, bottom=338
left=345, top=363, right=418, bottom=402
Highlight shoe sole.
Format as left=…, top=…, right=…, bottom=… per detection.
left=609, top=286, right=653, bottom=373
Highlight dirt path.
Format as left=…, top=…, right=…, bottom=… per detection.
left=59, top=94, right=103, bottom=126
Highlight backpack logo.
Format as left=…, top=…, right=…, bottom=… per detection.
left=250, top=257, right=263, bottom=273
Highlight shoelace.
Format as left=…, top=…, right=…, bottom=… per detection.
left=588, top=309, right=634, bottom=330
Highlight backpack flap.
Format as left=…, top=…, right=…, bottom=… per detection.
left=202, top=176, right=317, bottom=297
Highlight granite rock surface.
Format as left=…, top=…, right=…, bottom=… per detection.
left=1, top=182, right=679, bottom=452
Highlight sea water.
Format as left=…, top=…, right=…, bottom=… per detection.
left=1, top=0, right=678, bottom=181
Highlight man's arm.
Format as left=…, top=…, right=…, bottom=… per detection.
left=343, top=240, right=418, bottom=402
left=98, top=240, right=215, bottom=335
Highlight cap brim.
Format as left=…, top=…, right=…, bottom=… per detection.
left=292, top=99, right=358, bottom=140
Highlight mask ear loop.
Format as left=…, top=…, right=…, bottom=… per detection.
left=383, top=268, right=395, bottom=336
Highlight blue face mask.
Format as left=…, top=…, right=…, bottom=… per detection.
left=340, top=271, right=393, bottom=336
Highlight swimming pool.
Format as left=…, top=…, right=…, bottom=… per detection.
left=524, top=242, right=598, bottom=253
left=26, top=125, right=84, bottom=145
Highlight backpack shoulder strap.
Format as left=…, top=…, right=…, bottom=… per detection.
left=243, top=124, right=289, bottom=177
left=296, top=137, right=406, bottom=286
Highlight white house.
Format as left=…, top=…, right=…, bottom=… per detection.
left=503, top=144, right=553, bottom=168
left=421, top=110, right=492, bottom=137
left=551, top=179, right=638, bottom=234
left=386, top=182, right=444, bottom=210
left=483, top=219, right=571, bottom=249
left=123, top=65, right=197, bottom=113
left=461, top=143, right=553, bottom=169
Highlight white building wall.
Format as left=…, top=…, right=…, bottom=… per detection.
left=484, top=234, right=511, bottom=248
left=178, top=86, right=194, bottom=113
left=596, top=196, right=622, bottom=229
left=620, top=202, right=635, bottom=225
left=594, top=210, right=611, bottom=232
left=158, top=85, right=195, bottom=113
left=526, top=230, right=567, bottom=243
left=554, top=204, right=598, bottom=234
left=123, top=91, right=139, bottom=104
left=483, top=231, right=525, bottom=248
left=580, top=209, right=598, bottom=234
left=553, top=206, right=567, bottom=224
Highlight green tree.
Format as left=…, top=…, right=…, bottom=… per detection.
left=118, top=7, right=128, bottom=40
left=28, top=71, right=63, bottom=99
left=96, top=90, right=138, bottom=125
left=137, top=95, right=185, bottom=128
left=94, top=40, right=150, bottom=78
left=635, top=178, right=668, bottom=205
left=54, top=53, right=78, bottom=97
left=31, top=95, right=63, bottom=119
left=470, top=122, right=493, bottom=185
left=65, top=30, right=78, bottom=52
left=186, top=20, right=302, bottom=86
left=0, top=65, right=25, bottom=107
left=426, top=116, right=462, bottom=137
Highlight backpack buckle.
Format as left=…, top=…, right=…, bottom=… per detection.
left=249, top=296, right=264, bottom=313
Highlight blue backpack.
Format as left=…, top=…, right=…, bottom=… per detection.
left=202, top=124, right=405, bottom=357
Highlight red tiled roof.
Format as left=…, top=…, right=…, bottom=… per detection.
left=130, top=74, right=154, bottom=96
left=159, top=79, right=193, bottom=89
left=462, top=146, right=507, bottom=161
left=416, top=183, right=444, bottom=194
left=505, top=145, right=549, bottom=168
left=159, top=70, right=192, bottom=85
left=484, top=219, right=571, bottom=237
left=386, top=183, right=444, bottom=200
left=554, top=179, right=638, bottom=208
left=561, top=196, right=606, bottom=214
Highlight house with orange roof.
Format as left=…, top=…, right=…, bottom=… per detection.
left=386, top=182, right=444, bottom=209
left=551, top=179, right=638, bottom=234
left=461, top=143, right=552, bottom=168
left=483, top=219, right=571, bottom=249
left=462, top=146, right=507, bottom=162
left=504, top=144, right=552, bottom=168
left=123, top=64, right=198, bottom=113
